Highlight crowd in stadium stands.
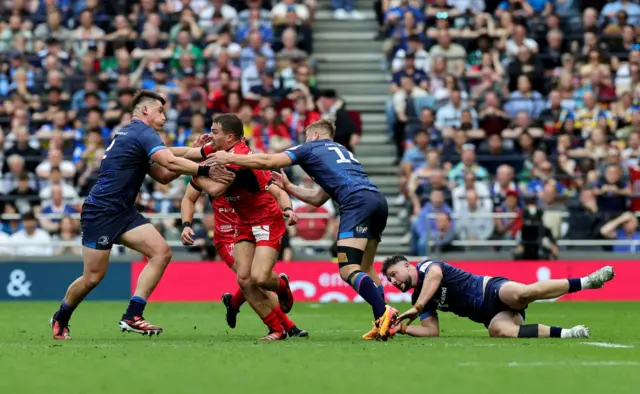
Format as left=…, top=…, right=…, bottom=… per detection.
left=377, top=1, right=640, bottom=255
left=0, top=0, right=372, bottom=257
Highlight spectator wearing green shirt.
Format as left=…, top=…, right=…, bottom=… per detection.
left=170, top=29, right=205, bottom=74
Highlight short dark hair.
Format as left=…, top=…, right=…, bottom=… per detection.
left=305, top=118, right=336, bottom=138
left=132, top=90, right=166, bottom=109
left=381, top=255, right=408, bottom=276
left=22, top=211, right=36, bottom=221
left=87, top=106, right=103, bottom=116
left=213, top=113, right=244, bottom=140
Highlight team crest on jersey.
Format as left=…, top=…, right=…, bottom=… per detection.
left=97, top=236, right=110, bottom=246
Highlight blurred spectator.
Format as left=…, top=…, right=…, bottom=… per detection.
left=408, top=153, right=449, bottom=214
left=240, top=30, right=275, bottom=70
left=412, top=188, right=455, bottom=255
left=455, top=189, right=494, bottom=242
left=0, top=226, right=10, bottom=255
left=9, top=211, right=53, bottom=256
left=566, top=188, right=605, bottom=242
left=600, top=211, right=640, bottom=253
left=285, top=96, right=321, bottom=143
left=39, top=184, right=77, bottom=234
left=452, top=171, right=492, bottom=213
left=593, top=164, right=631, bottom=219
left=36, top=148, right=75, bottom=183
left=53, top=216, right=82, bottom=256
left=391, top=34, right=430, bottom=74
left=448, top=145, right=489, bottom=187
left=39, top=167, right=80, bottom=204
left=494, top=189, right=522, bottom=242
left=435, top=89, right=478, bottom=133
left=6, top=171, right=41, bottom=214
left=600, top=0, right=640, bottom=27
left=505, top=75, right=545, bottom=119
left=429, top=29, right=466, bottom=76
left=3, top=155, right=38, bottom=193
left=200, top=0, right=239, bottom=28
left=253, top=105, right=292, bottom=153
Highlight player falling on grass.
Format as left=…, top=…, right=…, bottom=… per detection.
left=382, top=255, right=615, bottom=339
left=180, top=137, right=300, bottom=330
left=195, top=114, right=307, bottom=340
left=207, top=118, right=397, bottom=341
left=50, top=91, right=235, bottom=340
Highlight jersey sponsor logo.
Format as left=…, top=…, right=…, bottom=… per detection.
left=356, top=225, right=368, bottom=234
left=436, top=287, right=449, bottom=310
left=218, top=207, right=235, bottom=213
left=98, top=236, right=110, bottom=246
left=226, top=196, right=240, bottom=202
left=251, top=225, right=270, bottom=242
left=220, top=224, right=234, bottom=233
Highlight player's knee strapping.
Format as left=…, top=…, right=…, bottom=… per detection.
left=336, top=246, right=364, bottom=269
left=518, top=324, right=539, bottom=338
left=345, top=270, right=366, bottom=289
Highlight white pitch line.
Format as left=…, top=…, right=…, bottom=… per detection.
left=581, top=342, right=634, bottom=349
left=459, top=361, right=640, bottom=367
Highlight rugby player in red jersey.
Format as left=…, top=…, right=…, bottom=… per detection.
left=195, top=114, right=307, bottom=340
left=181, top=173, right=298, bottom=330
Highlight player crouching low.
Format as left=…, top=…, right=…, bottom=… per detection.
left=382, top=256, right=615, bottom=339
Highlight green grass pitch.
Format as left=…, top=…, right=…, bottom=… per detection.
left=1, top=302, right=639, bottom=394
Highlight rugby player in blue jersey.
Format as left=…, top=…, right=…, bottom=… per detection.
left=50, top=91, right=235, bottom=340
left=207, top=119, right=397, bottom=340
left=382, top=255, right=615, bottom=338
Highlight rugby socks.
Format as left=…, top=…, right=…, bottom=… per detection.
left=262, top=309, right=284, bottom=334
left=274, top=304, right=295, bottom=332
left=124, top=296, right=147, bottom=319
left=350, top=272, right=387, bottom=320
left=54, top=300, right=76, bottom=324
left=550, top=326, right=563, bottom=338
left=567, top=278, right=582, bottom=293
left=377, top=284, right=385, bottom=302
left=230, top=289, right=245, bottom=310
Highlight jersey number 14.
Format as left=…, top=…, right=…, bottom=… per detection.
left=329, top=147, right=360, bottom=164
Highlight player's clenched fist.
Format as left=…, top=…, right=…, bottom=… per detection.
left=208, top=165, right=235, bottom=184
left=181, top=226, right=196, bottom=246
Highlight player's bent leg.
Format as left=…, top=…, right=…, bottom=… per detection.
left=336, top=238, right=396, bottom=341
left=116, top=223, right=170, bottom=336
left=51, top=246, right=111, bottom=340
left=487, top=311, right=522, bottom=338
left=235, top=242, right=285, bottom=339
left=250, top=245, right=294, bottom=313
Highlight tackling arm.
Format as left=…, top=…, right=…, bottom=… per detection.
left=285, top=182, right=331, bottom=208
left=151, top=148, right=204, bottom=176
left=210, top=151, right=293, bottom=170
left=169, top=146, right=209, bottom=162
left=193, top=175, right=230, bottom=200
left=148, top=163, right=181, bottom=185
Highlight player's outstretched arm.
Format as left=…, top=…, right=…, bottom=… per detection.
left=272, top=169, right=330, bottom=208
left=169, top=134, right=213, bottom=161
left=207, top=151, right=293, bottom=170
left=396, top=315, right=440, bottom=338
left=180, top=183, right=202, bottom=246
left=151, top=149, right=235, bottom=184
left=148, top=164, right=181, bottom=184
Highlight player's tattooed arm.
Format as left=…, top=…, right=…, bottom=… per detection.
left=272, top=169, right=330, bottom=208
left=207, top=151, right=293, bottom=170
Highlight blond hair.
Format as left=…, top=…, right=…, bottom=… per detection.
left=305, top=118, right=336, bottom=138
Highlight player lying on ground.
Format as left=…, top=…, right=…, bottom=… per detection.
left=206, top=119, right=397, bottom=341
left=50, top=90, right=235, bottom=340
left=180, top=136, right=300, bottom=330
left=194, top=114, right=307, bottom=340
left=382, top=255, right=615, bottom=338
